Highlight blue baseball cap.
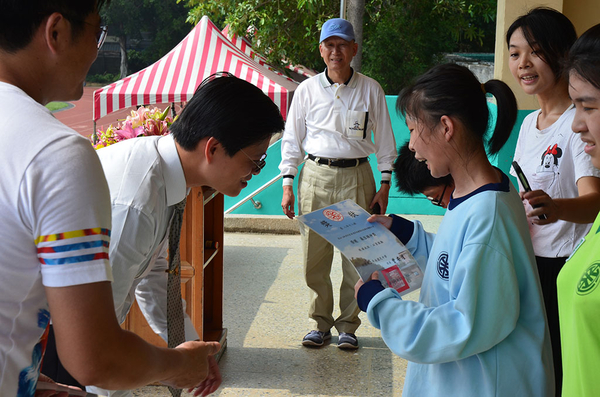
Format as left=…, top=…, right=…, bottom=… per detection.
left=320, top=18, right=355, bottom=43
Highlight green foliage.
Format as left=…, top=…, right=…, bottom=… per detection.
left=432, top=0, right=496, bottom=47
left=362, top=0, right=455, bottom=94
left=181, top=0, right=338, bottom=71
left=46, top=102, right=69, bottom=112
left=179, top=0, right=497, bottom=94
left=126, top=49, right=147, bottom=74
left=87, top=73, right=120, bottom=85
left=141, top=1, right=191, bottom=64
left=102, top=0, right=191, bottom=74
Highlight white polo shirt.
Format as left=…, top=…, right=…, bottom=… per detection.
left=279, top=70, right=397, bottom=184
left=0, top=82, right=112, bottom=396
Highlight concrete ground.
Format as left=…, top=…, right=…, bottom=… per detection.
left=130, top=215, right=442, bottom=397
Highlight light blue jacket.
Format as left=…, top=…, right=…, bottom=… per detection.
left=367, top=174, right=554, bottom=396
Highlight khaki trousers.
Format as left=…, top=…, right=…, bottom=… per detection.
left=298, top=159, right=376, bottom=334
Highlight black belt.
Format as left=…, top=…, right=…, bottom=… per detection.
left=307, top=154, right=368, bottom=168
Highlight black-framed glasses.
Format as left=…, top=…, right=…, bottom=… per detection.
left=240, top=149, right=267, bottom=173
left=427, top=183, right=448, bottom=207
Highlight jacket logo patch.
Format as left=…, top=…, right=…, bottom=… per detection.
left=577, top=262, right=600, bottom=296
left=437, top=252, right=449, bottom=280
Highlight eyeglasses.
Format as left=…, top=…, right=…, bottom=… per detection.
left=69, top=18, right=108, bottom=49
left=240, top=149, right=267, bottom=173
left=427, top=183, right=448, bottom=207
left=198, top=71, right=235, bottom=90
left=96, top=25, right=108, bottom=49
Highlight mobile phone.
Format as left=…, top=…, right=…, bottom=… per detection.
left=512, top=161, right=547, bottom=220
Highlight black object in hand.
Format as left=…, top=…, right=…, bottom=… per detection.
left=372, top=203, right=381, bottom=215
left=512, top=161, right=547, bottom=220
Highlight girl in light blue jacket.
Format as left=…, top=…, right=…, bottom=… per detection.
left=356, top=63, right=554, bottom=397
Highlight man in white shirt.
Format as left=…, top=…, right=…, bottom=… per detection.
left=279, top=18, right=397, bottom=349
left=87, top=74, right=285, bottom=397
left=0, top=1, right=223, bottom=396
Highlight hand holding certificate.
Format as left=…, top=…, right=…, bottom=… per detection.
left=296, top=199, right=423, bottom=296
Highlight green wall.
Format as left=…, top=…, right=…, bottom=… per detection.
left=224, top=96, right=533, bottom=216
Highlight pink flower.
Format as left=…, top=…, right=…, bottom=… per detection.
left=115, top=120, right=145, bottom=141
left=92, top=105, right=175, bottom=150
left=145, top=119, right=158, bottom=136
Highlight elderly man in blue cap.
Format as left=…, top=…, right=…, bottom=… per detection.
left=279, top=18, right=396, bottom=349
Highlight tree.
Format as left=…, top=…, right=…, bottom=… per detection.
left=433, top=0, right=497, bottom=51
left=181, top=0, right=338, bottom=73
left=361, top=0, right=450, bottom=94
left=347, top=0, right=366, bottom=72
left=102, top=0, right=190, bottom=78
left=180, top=0, right=497, bottom=93
left=362, top=0, right=497, bottom=93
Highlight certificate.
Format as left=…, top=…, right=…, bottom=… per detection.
left=297, top=199, right=423, bottom=296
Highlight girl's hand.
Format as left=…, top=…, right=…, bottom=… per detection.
left=354, top=271, right=379, bottom=299
left=522, top=189, right=558, bottom=224
left=367, top=214, right=392, bottom=229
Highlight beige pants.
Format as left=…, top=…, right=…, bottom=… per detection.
left=298, top=159, right=376, bottom=334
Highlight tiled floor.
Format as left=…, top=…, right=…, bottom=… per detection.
left=131, top=215, right=442, bottom=397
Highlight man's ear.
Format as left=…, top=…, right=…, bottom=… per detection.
left=318, top=42, right=326, bottom=58
left=440, top=115, right=455, bottom=143
left=44, top=12, right=69, bottom=55
left=204, top=137, right=220, bottom=163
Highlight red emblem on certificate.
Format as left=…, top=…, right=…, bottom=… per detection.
left=323, top=209, right=344, bottom=222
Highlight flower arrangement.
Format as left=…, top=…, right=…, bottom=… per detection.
left=92, top=105, right=176, bottom=149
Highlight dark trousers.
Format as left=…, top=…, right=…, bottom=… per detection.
left=535, top=256, right=566, bottom=397
left=41, top=324, right=84, bottom=390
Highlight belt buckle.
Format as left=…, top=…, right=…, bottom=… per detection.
left=355, top=159, right=359, bottom=167
left=327, top=158, right=334, bottom=166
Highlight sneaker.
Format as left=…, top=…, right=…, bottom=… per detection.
left=337, top=333, right=359, bottom=349
left=302, top=330, right=331, bottom=347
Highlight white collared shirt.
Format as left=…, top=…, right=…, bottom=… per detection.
left=97, top=134, right=198, bottom=341
left=279, top=70, right=397, bottom=183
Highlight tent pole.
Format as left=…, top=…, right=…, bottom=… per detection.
left=340, top=0, right=346, bottom=19
left=93, top=121, right=97, bottom=145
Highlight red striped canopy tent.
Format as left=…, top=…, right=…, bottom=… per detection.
left=222, top=25, right=318, bottom=80
left=93, top=16, right=298, bottom=123
left=286, top=64, right=319, bottom=79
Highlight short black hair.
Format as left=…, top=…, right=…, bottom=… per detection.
left=393, top=141, right=452, bottom=195
left=506, top=7, right=577, bottom=82
left=566, top=23, right=600, bottom=91
left=170, top=73, right=285, bottom=155
left=0, top=0, right=109, bottom=53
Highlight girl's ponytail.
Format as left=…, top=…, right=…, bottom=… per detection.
left=483, top=80, right=518, bottom=155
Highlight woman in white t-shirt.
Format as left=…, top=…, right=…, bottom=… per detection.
left=506, top=7, right=600, bottom=395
